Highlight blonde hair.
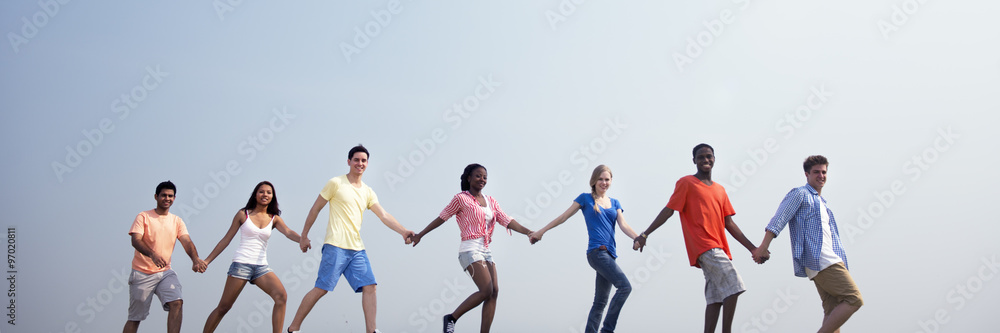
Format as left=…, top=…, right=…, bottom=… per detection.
left=589, top=165, right=612, bottom=213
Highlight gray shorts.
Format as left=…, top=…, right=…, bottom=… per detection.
left=698, top=248, right=746, bottom=304
left=127, top=269, right=182, bottom=321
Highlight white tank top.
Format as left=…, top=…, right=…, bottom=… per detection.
left=232, top=210, right=274, bottom=265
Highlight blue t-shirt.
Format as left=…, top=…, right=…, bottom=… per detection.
left=574, top=193, right=622, bottom=258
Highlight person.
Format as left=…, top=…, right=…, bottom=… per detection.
left=202, top=181, right=302, bottom=333
left=529, top=164, right=639, bottom=333
left=633, top=144, right=761, bottom=333
left=124, top=181, right=207, bottom=333
left=753, top=155, right=862, bottom=333
left=410, top=163, right=534, bottom=333
left=286, top=145, right=415, bottom=333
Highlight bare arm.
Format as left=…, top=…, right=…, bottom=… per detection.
left=529, top=202, right=581, bottom=244
left=633, top=206, right=675, bottom=251
left=616, top=210, right=639, bottom=240
left=178, top=234, right=206, bottom=273
left=724, top=215, right=758, bottom=254
left=130, top=233, right=166, bottom=268
left=506, top=219, right=533, bottom=236
left=273, top=215, right=301, bottom=243
left=299, top=195, right=327, bottom=252
left=370, top=202, right=415, bottom=244
left=204, top=210, right=244, bottom=266
left=411, top=217, right=446, bottom=247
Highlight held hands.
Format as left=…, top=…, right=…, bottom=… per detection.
left=410, top=233, right=424, bottom=247
left=527, top=231, right=543, bottom=245
left=752, top=247, right=770, bottom=264
left=633, top=235, right=647, bottom=252
left=299, top=236, right=312, bottom=253
left=403, top=230, right=416, bottom=245
left=192, top=258, right=207, bottom=273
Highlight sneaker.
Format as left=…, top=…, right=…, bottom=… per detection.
left=443, top=314, right=456, bottom=333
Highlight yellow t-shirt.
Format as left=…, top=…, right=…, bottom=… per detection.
left=320, top=175, right=379, bottom=250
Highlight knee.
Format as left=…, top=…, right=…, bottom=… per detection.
left=362, top=284, right=376, bottom=295
left=272, top=291, right=287, bottom=306
left=216, top=302, right=233, bottom=315
left=168, top=299, right=183, bottom=311
left=490, top=285, right=499, bottom=300
left=618, top=282, right=632, bottom=296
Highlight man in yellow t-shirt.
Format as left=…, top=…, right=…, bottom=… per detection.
left=124, top=181, right=207, bottom=333
left=286, top=145, right=415, bottom=333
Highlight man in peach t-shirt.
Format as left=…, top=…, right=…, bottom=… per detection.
left=123, top=181, right=207, bottom=333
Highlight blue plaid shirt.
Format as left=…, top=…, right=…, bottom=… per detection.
left=765, top=184, right=848, bottom=278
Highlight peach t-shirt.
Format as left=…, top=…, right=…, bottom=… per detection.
left=129, top=209, right=189, bottom=274
left=666, top=175, right=736, bottom=267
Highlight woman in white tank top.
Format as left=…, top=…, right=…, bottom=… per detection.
left=202, top=181, right=302, bottom=333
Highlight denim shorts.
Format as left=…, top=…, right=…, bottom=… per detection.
left=458, top=249, right=494, bottom=270
left=315, top=244, right=377, bottom=293
left=228, top=262, right=273, bottom=283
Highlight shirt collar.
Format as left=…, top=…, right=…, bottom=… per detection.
left=804, top=183, right=820, bottom=195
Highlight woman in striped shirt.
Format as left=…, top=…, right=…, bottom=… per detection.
left=411, top=163, right=533, bottom=333
left=529, top=165, right=640, bottom=333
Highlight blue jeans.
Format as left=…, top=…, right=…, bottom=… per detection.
left=586, top=247, right=632, bottom=333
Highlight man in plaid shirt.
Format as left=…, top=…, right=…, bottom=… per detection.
left=754, top=155, right=863, bottom=333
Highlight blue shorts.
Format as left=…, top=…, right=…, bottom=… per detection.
left=228, top=262, right=273, bottom=283
left=316, top=244, right=377, bottom=292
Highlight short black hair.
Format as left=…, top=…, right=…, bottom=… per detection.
left=155, top=181, right=176, bottom=196
left=692, top=143, right=714, bottom=158
left=348, top=144, right=369, bottom=160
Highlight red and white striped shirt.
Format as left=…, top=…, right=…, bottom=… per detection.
left=438, top=191, right=512, bottom=248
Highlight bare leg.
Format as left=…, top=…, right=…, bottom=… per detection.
left=362, top=284, right=377, bottom=333
left=252, top=273, right=288, bottom=333
left=287, top=287, right=328, bottom=331
left=480, top=262, right=499, bottom=333
left=123, top=320, right=140, bottom=333
left=704, top=302, right=722, bottom=333
left=721, top=293, right=740, bottom=333
left=450, top=261, right=493, bottom=320
left=818, top=303, right=860, bottom=333
left=166, top=299, right=183, bottom=333
left=203, top=276, right=249, bottom=332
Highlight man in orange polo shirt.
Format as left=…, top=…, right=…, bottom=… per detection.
left=634, top=143, right=762, bottom=333
left=123, top=181, right=207, bottom=333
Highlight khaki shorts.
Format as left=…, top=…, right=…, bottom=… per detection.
left=697, top=248, right=746, bottom=304
left=127, top=269, right=182, bottom=321
left=812, top=262, right=863, bottom=315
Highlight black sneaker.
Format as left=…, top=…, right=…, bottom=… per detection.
left=443, top=314, right=456, bottom=333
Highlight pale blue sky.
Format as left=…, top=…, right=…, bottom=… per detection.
left=2, top=1, right=999, bottom=332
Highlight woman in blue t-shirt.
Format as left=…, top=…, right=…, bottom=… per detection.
left=529, top=164, right=640, bottom=333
